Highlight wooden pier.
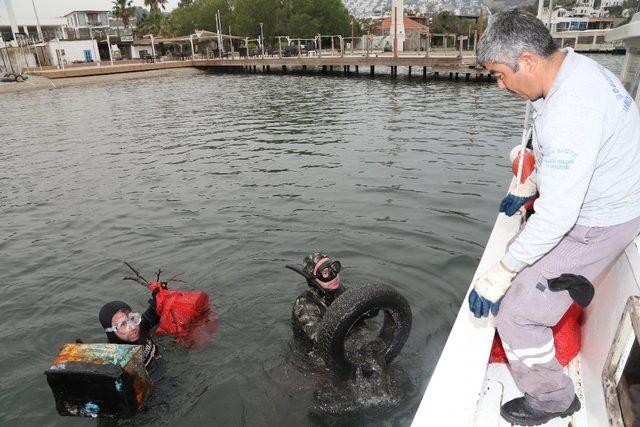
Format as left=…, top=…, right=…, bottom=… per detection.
left=30, top=54, right=493, bottom=82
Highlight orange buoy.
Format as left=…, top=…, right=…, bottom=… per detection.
left=511, top=148, right=536, bottom=184
left=509, top=147, right=537, bottom=211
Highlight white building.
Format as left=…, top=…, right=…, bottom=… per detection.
left=574, top=0, right=597, bottom=16
left=46, top=39, right=101, bottom=67
left=64, top=10, right=109, bottom=40
left=0, top=17, right=67, bottom=43
left=602, top=0, right=624, bottom=7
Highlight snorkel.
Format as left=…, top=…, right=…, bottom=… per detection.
left=286, top=264, right=331, bottom=296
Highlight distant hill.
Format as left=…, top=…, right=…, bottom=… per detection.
left=342, top=0, right=534, bottom=18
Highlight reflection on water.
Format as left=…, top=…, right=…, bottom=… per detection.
left=0, top=54, right=623, bottom=425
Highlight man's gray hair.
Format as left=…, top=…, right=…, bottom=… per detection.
left=477, top=9, right=557, bottom=70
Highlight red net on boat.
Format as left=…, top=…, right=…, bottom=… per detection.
left=489, top=302, right=582, bottom=366
left=148, top=282, right=216, bottom=348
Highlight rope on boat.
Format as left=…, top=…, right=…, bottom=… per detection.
left=515, top=102, right=533, bottom=189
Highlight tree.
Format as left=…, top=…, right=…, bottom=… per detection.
left=112, top=0, right=134, bottom=28
left=136, top=10, right=175, bottom=36
left=169, top=0, right=233, bottom=36
left=608, top=5, right=624, bottom=16
left=144, top=0, right=168, bottom=13
left=622, top=0, right=640, bottom=14
left=430, top=11, right=479, bottom=35
left=159, top=0, right=355, bottom=41
left=518, top=3, right=539, bottom=15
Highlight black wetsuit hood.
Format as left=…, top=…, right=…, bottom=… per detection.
left=99, top=300, right=133, bottom=344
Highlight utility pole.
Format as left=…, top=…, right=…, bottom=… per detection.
left=229, top=26, right=234, bottom=59
left=31, top=0, right=44, bottom=42
left=537, top=0, right=545, bottom=20
left=145, top=33, right=156, bottom=59
left=350, top=19, right=354, bottom=55
left=4, top=0, right=19, bottom=46
left=215, top=10, right=224, bottom=58
left=259, top=22, right=265, bottom=58
left=106, top=31, right=114, bottom=66
left=89, top=26, right=100, bottom=66
left=393, top=6, right=398, bottom=58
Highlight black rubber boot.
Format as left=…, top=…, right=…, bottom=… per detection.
left=500, top=395, right=580, bottom=426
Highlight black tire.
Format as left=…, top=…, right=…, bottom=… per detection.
left=16, top=75, right=23, bottom=82
left=315, top=283, right=411, bottom=373
left=8, top=73, right=16, bottom=82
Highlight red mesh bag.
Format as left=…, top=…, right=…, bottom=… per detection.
left=489, top=302, right=583, bottom=366
left=148, top=282, right=211, bottom=338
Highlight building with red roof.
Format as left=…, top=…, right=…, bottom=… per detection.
left=375, top=15, right=430, bottom=51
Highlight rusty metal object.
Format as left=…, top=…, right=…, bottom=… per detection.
left=45, top=343, right=153, bottom=418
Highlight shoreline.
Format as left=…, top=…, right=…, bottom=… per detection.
left=0, top=68, right=207, bottom=95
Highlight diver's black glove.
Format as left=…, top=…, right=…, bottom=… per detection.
left=144, top=286, right=163, bottom=326
left=548, top=274, right=594, bottom=308
left=148, top=286, right=163, bottom=311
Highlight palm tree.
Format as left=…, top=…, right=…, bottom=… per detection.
left=144, top=0, right=168, bottom=13
left=112, top=0, right=134, bottom=28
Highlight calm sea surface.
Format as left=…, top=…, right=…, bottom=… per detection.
left=0, top=55, right=623, bottom=426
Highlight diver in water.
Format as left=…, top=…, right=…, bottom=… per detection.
left=290, top=252, right=345, bottom=343
left=98, top=290, right=163, bottom=380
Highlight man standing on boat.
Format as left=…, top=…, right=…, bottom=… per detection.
left=469, top=8, right=640, bottom=425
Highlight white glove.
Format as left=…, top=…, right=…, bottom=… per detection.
left=473, top=261, right=517, bottom=303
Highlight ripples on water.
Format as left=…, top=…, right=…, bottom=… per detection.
left=0, top=54, right=623, bottom=426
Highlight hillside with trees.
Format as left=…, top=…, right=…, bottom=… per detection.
left=134, top=0, right=353, bottom=40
